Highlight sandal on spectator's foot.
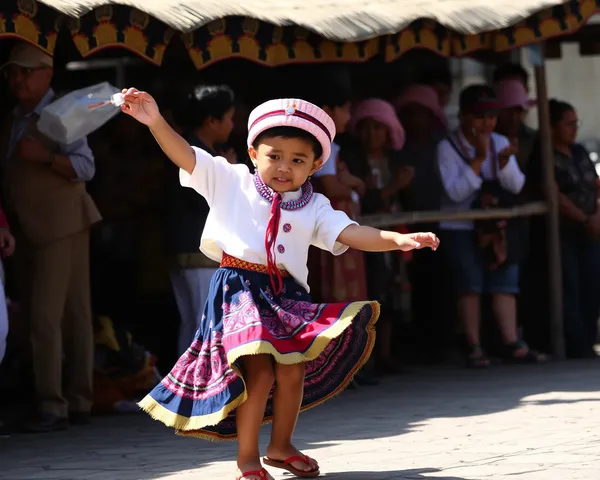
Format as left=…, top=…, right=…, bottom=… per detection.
left=263, top=455, right=320, bottom=478
left=236, top=468, right=268, bottom=480
left=466, top=345, right=490, bottom=368
left=504, top=341, right=549, bottom=364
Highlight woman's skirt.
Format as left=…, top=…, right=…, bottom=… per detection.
left=138, top=254, right=379, bottom=441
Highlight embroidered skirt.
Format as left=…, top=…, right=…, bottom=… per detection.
left=138, top=254, right=379, bottom=441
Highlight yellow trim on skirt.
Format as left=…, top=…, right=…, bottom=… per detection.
left=138, top=300, right=380, bottom=440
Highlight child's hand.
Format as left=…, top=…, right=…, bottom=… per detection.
left=120, top=88, right=161, bottom=127
left=395, top=232, right=439, bottom=251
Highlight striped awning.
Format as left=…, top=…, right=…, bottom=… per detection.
left=0, top=0, right=597, bottom=68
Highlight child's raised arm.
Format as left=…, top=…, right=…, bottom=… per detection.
left=121, top=88, right=195, bottom=174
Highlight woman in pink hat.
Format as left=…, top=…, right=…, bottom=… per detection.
left=494, top=78, right=537, bottom=170
left=394, top=84, right=447, bottom=213
left=345, top=98, right=413, bottom=375
left=306, top=83, right=369, bottom=311
left=394, top=84, right=449, bottom=360
left=120, top=88, right=439, bottom=480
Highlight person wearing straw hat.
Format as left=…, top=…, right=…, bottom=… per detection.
left=346, top=98, right=412, bottom=375
left=0, top=42, right=101, bottom=433
left=394, top=84, right=449, bottom=361
left=120, top=87, right=439, bottom=480
left=394, top=83, right=447, bottom=213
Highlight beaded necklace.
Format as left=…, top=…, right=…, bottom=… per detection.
left=253, top=173, right=313, bottom=295
left=253, top=173, right=313, bottom=210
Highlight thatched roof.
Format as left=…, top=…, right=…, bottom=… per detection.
left=40, top=0, right=570, bottom=41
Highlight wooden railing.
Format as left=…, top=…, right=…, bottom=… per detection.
left=357, top=201, right=548, bottom=227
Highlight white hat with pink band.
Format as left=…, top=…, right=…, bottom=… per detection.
left=247, top=99, right=336, bottom=165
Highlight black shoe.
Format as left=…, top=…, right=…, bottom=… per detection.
left=69, top=411, right=91, bottom=426
left=22, top=413, right=69, bottom=433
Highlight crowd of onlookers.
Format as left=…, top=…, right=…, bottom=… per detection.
left=0, top=40, right=599, bottom=434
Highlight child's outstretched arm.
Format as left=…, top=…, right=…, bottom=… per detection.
left=337, top=224, right=439, bottom=252
left=120, top=88, right=195, bottom=174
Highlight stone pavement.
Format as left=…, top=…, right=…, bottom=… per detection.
left=2, top=361, right=600, bottom=480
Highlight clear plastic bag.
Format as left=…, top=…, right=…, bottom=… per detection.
left=37, top=82, right=124, bottom=145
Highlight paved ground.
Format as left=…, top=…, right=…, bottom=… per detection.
left=2, top=360, right=600, bottom=480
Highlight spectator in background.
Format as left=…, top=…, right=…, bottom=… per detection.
left=394, top=84, right=448, bottom=361
left=437, top=85, right=546, bottom=368
left=394, top=84, right=447, bottom=213
left=305, top=72, right=376, bottom=387
left=494, top=79, right=537, bottom=171
left=307, top=81, right=368, bottom=306
left=529, top=100, right=600, bottom=358
left=166, top=84, right=236, bottom=355
left=493, top=63, right=530, bottom=93
left=493, top=79, right=539, bottom=349
left=346, top=99, right=411, bottom=374
left=493, top=63, right=538, bottom=171
left=0, top=42, right=101, bottom=432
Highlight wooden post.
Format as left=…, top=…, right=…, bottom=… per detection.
left=533, top=52, right=565, bottom=359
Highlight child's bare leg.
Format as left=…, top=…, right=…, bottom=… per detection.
left=266, top=363, right=318, bottom=472
left=236, top=354, right=275, bottom=480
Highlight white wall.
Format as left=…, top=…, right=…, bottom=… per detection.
left=520, top=44, right=600, bottom=142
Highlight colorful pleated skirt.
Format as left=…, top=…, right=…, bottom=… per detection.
left=138, top=254, right=379, bottom=441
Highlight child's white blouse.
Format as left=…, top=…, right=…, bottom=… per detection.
left=180, top=146, right=357, bottom=292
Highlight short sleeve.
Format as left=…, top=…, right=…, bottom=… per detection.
left=179, top=146, right=237, bottom=206
left=311, top=195, right=357, bottom=255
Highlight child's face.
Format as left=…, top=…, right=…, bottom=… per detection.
left=357, top=118, right=389, bottom=153
left=461, top=112, right=497, bottom=137
left=249, top=136, right=323, bottom=192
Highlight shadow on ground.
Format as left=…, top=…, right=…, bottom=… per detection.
left=0, top=360, right=598, bottom=479
left=320, top=468, right=473, bottom=479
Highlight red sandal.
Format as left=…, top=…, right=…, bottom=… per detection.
left=236, top=468, right=268, bottom=480
left=263, top=455, right=320, bottom=478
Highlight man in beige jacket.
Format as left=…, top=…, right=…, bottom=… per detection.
left=0, top=42, right=102, bottom=432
